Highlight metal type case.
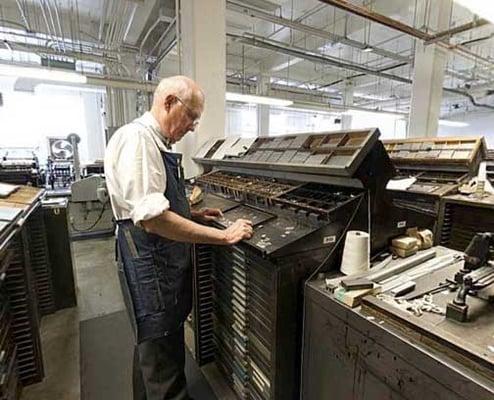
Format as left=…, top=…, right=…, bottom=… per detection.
left=383, top=137, right=487, bottom=236
left=437, top=193, right=494, bottom=252
left=191, top=129, right=396, bottom=399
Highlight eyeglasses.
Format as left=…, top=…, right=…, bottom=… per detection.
left=175, top=96, right=200, bottom=128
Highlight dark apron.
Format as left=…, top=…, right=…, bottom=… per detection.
left=116, top=148, right=192, bottom=344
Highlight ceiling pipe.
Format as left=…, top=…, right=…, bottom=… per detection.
left=229, top=33, right=412, bottom=84
left=226, top=0, right=410, bottom=63
left=139, top=14, right=169, bottom=56
left=8, top=40, right=121, bottom=64
left=228, top=33, right=494, bottom=110
left=318, top=0, right=494, bottom=70
left=0, top=19, right=28, bottom=30
left=115, top=3, right=129, bottom=48
left=108, top=0, right=126, bottom=49
left=42, top=0, right=62, bottom=50
left=123, top=3, right=138, bottom=43
left=147, top=17, right=177, bottom=59
left=103, top=0, right=112, bottom=46
left=38, top=0, right=57, bottom=47
left=228, top=0, right=489, bottom=86
left=98, top=1, right=108, bottom=42
left=149, top=37, right=177, bottom=72
left=50, top=0, right=66, bottom=52
left=14, top=0, right=31, bottom=31
left=86, top=75, right=157, bottom=92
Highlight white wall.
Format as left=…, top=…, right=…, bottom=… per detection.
left=270, top=107, right=341, bottom=135
left=225, top=102, right=258, bottom=137
left=350, top=111, right=408, bottom=140
left=0, top=77, right=105, bottom=164
left=438, top=111, right=494, bottom=148
left=224, top=103, right=408, bottom=140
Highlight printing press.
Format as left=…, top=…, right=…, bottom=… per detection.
left=190, top=129, right=399, bottom=399
left=384, top=137, right=486, bottom=237
left=0, top=148, right=42, bottom=187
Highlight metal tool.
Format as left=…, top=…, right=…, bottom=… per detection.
left=446, top=232, right=494, bottom=322
left=367, top=249, right=437, bottom=283
left=405, top=280, right=457, bottom=301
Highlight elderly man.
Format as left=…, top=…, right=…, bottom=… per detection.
left=105, top=75, right=253, bottom=400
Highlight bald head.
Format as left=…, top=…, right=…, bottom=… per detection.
left=152, top=75, right=204, bottom=114
left=150, top=75, right=205, bottom=143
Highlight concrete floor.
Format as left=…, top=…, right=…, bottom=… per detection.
left=20, top=236, right=235, bottom=400
left=20, top=308, right=80, bottom=400
left=72, top=237, right=126, bottom=322
left=21, top=237, right=125, bottom=400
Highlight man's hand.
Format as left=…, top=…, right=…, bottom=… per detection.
left=223, top=219, right=253, bottom=245
left=192, top=207, right=224, bottom=223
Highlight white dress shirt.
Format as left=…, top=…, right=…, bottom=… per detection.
left=104, top=112, right=172, bottom=225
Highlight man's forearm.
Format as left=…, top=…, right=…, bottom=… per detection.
left=141, top=210, right=227, bottom=245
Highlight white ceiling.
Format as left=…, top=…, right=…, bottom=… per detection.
left=0, top=0, right=493, bottom=116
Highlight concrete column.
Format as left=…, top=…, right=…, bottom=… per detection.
left=175, top=0, right=226, bottom=178
left=256, top=73, right=270, bottom=136
left=121, top=54, right=139, bottom=123
left=82, top=92, right=106, bottom=162
left=408, top=0, right=452, bottom=137
left=341, top=80, right=354, bottom=130
left=257, top=105, right=270, bottom=137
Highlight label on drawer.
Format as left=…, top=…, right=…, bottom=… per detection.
left=323, top=235, right=336, bottom=244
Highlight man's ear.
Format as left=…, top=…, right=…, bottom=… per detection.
left=164, top=95, right=176, bottom=112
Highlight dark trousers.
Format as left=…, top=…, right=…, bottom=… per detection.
left=132, top=327, right=190, bottom=400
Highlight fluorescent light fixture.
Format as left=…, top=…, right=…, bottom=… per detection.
left=226, top=92, right=293, bottom=107
left=0, top=64, right=87, bottom=83
left=342, top=109, right=406, bottom=119
left=438, top=119, right=469, bottom=127
left=362, top=46, right=374, bottom=53
left=454, top=0, right=494, bottom=23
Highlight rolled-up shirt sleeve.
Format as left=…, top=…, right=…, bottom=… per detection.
left=113, top=129, right=169, bottom=225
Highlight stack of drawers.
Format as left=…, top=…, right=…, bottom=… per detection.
left=0, top=247, right=19, bottom=400
left=26, top=209, right=55, bottom=316
left=5, top=232, right=43, bottom=385
left=214, top=246, right=250, bottom=399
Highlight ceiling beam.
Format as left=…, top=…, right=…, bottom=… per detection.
left=228, top=33, right=412, bottom=84
left=227, top=0, right=410, bottom=63
left=318, top=0, right=430, bottom=40
left=228, top=33, right=494, bottom=110
left=424, top=18, right=490, bottom=45
left=318, top=0, right=494, bottom=71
